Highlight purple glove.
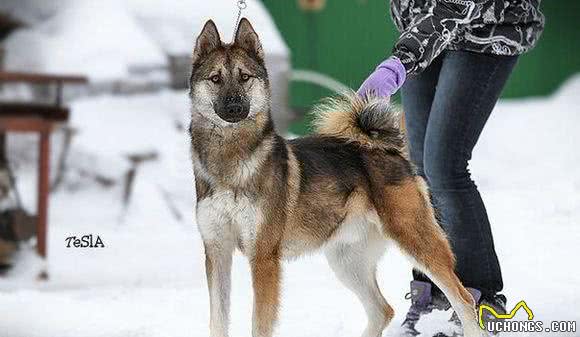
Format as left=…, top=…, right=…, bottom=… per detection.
left=357, top=56, right=406, bottom=98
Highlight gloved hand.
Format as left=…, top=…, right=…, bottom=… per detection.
left=357, top=56, right=407, bottom=98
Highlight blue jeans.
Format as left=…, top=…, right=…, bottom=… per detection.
left=402, top=50, right=519, bottom=299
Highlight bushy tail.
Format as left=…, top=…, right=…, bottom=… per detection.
left=312, top=92, right=405, bottom=152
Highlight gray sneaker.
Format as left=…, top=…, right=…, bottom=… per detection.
left=401, top=281, right=451, bottom=336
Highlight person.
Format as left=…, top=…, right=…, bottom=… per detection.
left=357, top=0, right=544, bottom=334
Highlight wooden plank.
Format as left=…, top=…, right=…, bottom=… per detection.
left=0, top=117, right=52, bottom=132
left=0, top=71, right=88, bottom=84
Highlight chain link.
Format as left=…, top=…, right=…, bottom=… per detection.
left=233, top=0, right=247, bottom=40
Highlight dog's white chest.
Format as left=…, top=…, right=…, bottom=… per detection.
left=196, top=191, right=261, bottom=255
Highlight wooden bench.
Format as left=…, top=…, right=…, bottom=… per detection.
left=0, top=71, right=87, bottom=270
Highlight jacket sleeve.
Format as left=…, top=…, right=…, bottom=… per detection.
left=392, top=0, right=491, bottom=75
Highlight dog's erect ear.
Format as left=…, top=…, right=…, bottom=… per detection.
left=193, top=20, right=222, bottom=65
left=234, top=18, right=264, bottom=62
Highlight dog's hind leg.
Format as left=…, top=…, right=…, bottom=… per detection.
left=325, top=237, right=394, bottom=337
left=377, top=178, right=484, bottom=337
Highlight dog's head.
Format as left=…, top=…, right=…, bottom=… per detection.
left=189, top=19, right=270, bottom=127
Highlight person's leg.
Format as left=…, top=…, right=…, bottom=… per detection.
left=422, top=50, right=518, bottom=299
left=401, top=54, right=444, bottom=286
left=401, top=53, right=443, bottom=178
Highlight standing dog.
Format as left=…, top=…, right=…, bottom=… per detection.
left=190, top=18, right=484, bottom=337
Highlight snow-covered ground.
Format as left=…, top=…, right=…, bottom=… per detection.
left=0, top=75, right=579, bottom=337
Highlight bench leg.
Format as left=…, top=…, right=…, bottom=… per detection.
left=37, top=130, right=50, bottom=259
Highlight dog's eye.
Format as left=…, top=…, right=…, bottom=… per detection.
left=210, top=75, right=221, bottom=83
left=240, top=74, right=250, bottom=82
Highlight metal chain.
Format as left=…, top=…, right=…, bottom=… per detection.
left=233, top=0, right=247, bottom=40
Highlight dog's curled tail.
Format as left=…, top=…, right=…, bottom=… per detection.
left=312, top=92, right=405, bottom=152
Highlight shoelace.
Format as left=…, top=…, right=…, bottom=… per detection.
left=402, top=292, right=433, bottom=325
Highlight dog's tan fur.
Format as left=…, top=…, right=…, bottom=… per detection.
left=190, top=19, right=483, bottom=337
left=312, top=94, right=404, bottom=152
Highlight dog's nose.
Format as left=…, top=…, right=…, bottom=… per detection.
left=217, top=97, right=249, bottom=123
left=227, top=103, right=244, bottom=115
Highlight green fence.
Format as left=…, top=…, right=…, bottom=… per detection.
left=262, top=0, right=580, bottom=111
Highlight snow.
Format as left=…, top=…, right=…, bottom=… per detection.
left=3, top=0, right=166, bottom=81
left=0, top=0, right=66, bottom=25
left=0, top=75, right=579, bottom=337
left=123, top=0, right=289, bottom=56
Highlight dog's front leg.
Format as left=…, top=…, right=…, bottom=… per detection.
left=251, top=255, right=281, bottom=337
left=204, top=242, right=233, bottom=337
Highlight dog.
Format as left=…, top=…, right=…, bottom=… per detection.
left=189, top=18, right=484, bottom=337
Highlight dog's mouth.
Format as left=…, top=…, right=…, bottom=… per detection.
left=218, top=110, right=249, bottom=123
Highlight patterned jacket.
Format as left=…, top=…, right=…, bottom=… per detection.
left=390, top=0, right=544, bottom=75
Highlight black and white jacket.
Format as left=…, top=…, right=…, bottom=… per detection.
left=390, top=0, right=544, bottom=75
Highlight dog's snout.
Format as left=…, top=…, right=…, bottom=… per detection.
left=227, top=103, right=244, bottom=115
